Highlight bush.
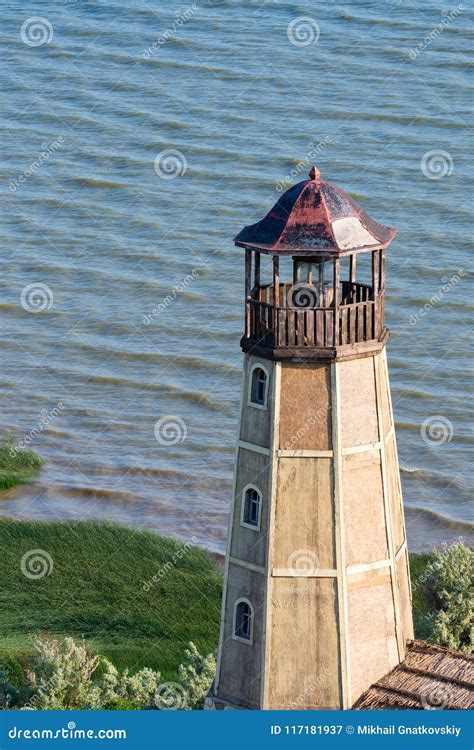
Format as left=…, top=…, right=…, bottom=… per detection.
left=420, top=541, right=473, bottom=653
left=178, top=642, right=216, bottom=710
left=0, top=636, right=215, bottom=710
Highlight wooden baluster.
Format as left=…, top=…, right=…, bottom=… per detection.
left=273, top=255, right=280, bottom=347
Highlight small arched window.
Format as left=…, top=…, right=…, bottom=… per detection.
left=249, top=366, right=268, bottom=407
left=233, top=599, right=253, bottom=643
left=241, top=485, right=261, bottom=529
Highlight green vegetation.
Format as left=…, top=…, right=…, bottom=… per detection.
left=0, top=440, right=42, bottom=490
left=0, top=520, right=222, bottom=680
left=0, top=518, right=470, bottom=708
left=410, top=544, right=473, bottom=651
left=0, top=635, right=215, bottom=710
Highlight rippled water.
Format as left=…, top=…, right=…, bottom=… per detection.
left=1, top=1, right=472, bottom=552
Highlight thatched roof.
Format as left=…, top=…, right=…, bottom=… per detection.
left=353, top=640, right=473, bottom=710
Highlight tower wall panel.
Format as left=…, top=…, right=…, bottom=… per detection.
left=272, top=457, right=335, bottom=570
left=217, top=564, right=265, bottom=709
left=266, top=577, right=340, bottom=709
left=279, top=363, right=331, bottom=451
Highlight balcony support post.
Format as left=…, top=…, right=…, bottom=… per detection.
left=245, top=249, right=252, bottom=339
left=333, top=257, right=340, bottom=346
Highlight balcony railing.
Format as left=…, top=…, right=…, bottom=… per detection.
left=244, top=281, right=385, bottom=351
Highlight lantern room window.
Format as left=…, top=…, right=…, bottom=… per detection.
left=249, top=365, right=268, bottom=408
left=233, top=599, right=253, bottom=643
left=241, top=485, right=262, bottom=530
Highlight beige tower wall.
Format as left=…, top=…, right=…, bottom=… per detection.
left=210, top=349, right=413, bottom=711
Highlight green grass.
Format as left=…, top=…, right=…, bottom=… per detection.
left=0, top=441, right=42, bottom=490
left=0, top=520, right=222, bottom=680
left=409, top=552, right=434, bottom=640
left=0, top=516, right=437, bottom=681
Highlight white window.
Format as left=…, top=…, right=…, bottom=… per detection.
left=248, top=364, right=268, bottom=409
left=240, top=485, right=262, bottom=530
left=233, top=599, right=253, bottom=644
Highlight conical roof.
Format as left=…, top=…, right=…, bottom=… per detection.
left=234, top=166, right=396, bottom=255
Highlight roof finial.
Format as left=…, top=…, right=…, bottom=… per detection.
left=309, top=165, right=320, bottom=181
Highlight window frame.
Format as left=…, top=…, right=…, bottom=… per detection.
left=232, top=598, right=254, bottom=645
left=248, top=363, right=269, bottom=410
left=240, top=483, right=262, bottom=531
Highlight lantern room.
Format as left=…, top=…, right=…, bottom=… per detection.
left=234, top=166, right=397, bottom=359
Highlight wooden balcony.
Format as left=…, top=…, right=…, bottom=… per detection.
left=242, top=281, right=387, bottom=360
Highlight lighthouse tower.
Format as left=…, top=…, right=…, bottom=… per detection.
left=206, top=166, right=414, bottom=710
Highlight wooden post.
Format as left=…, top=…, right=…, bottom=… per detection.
left=333, top=257, right=340, bottom=346
left=372, top=250, right=379, bottom=339
left=245, top=249, right=252, bottom=339
left=254, top=251, right=261, bottom=290
left=349, top=253, right=357, bottom=287
left=380, top=248, right=386, bottom=291
left=273, top=256, right=280, bottom=346
left=293, top=259, right=301, bottom=285
left=273, top=258, right=280, bottom=300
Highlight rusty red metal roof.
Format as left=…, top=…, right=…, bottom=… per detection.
left=234, top=166, right=396, bottom=256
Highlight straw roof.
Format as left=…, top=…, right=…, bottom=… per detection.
left=353, top=640, right=473, bottom=710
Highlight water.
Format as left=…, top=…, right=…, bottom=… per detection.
left=1, top=0, right=472, bottom=553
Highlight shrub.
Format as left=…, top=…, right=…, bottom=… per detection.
left=0, top=636, right=215, bottom=710
left=420, top=541, right=473, bottom=653
left=178, top=642, right=216, bottom=710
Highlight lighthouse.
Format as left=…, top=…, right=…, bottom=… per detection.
left=206, top=166, right=414, bottom=710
